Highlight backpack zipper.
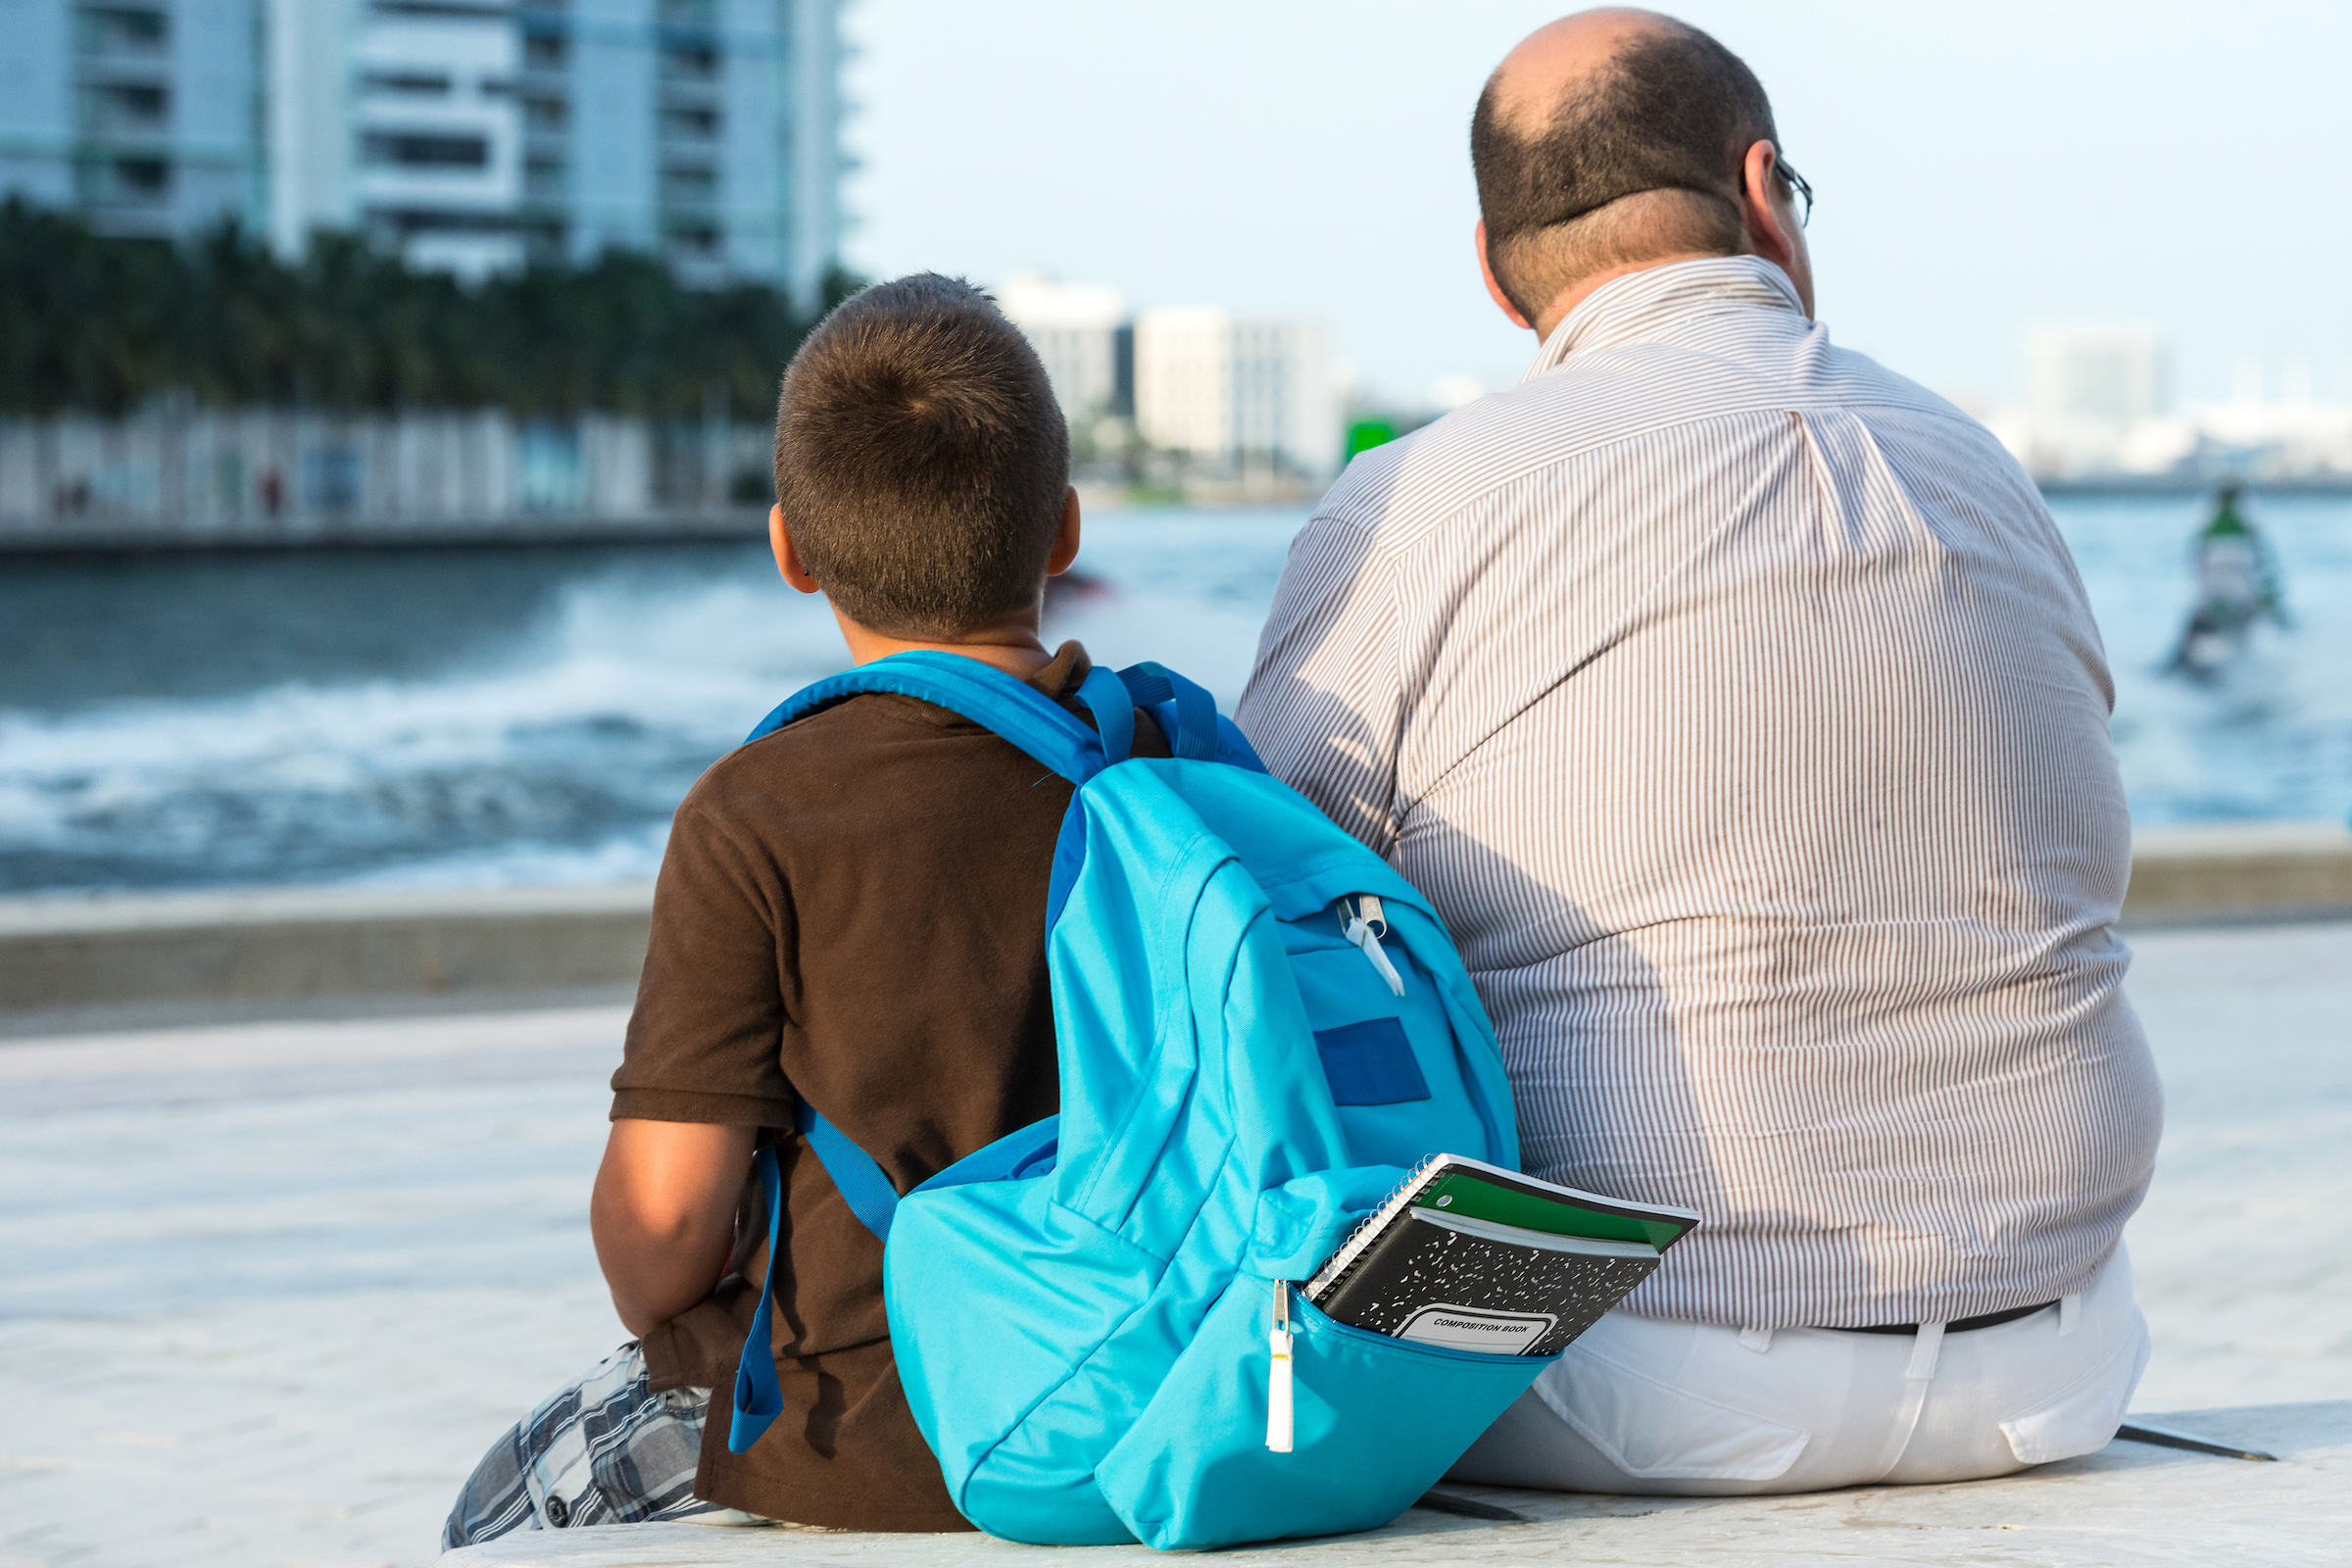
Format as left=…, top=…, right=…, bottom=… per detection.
left=1341, top=896, right=1405, bottom=997
left=1266, top=1281, right=1295, bottom=1453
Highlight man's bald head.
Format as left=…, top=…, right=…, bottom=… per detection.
left=1481, top=8, right=1678, bottom=129
left=1472, top=11, right=1780, bottom=322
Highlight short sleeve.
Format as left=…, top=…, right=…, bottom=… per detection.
left=611, top=800, right=799, bottom=1126
left=1235, top=514, right=1406, bottom=858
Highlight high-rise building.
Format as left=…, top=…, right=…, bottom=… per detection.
left=996, top=273, right=1130, bottom=424
left=507, top=0, right=844, bottom=298
left=0, top=0, right=260, bottom=241
left=1, top=1, right=844, bottom=303
left=1135, top=306, right=1335, bottom=475
left=266, top=0, right=357, bottom=252
left=349, top=2, right=524, bottom=277
left=2024, top=323, right=2168, bottom=429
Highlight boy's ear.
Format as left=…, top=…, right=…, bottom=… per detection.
left=1046, top=487, right=1082, bottom=577
left=771, top=504, right=822, bottom=595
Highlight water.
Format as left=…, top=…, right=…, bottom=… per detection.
left=2056, top=495, right=2352, bottom=825
left=2, top=499, right=2347, bottom=895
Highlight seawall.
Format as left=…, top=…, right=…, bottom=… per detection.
left=0, top=882, right=655, bottom=1016
left=3, top=822, right=2347, bottom=1018
left=2, top=510, right=770, bottom=555
left=0, top=410, right=780, bottom=553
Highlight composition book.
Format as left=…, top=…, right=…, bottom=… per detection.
left=1301, top=1153, right=1701, bottom=1358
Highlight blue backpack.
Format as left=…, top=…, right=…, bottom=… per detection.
left=726, top=652, right=1546, bottom=1549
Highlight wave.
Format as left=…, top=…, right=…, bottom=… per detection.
left=2059, top=494, right=2352, bottom=827
left=0, top=511, right=1310, bottom=892
left=0, top=567, right=853, bottom=892
left=4, top=502, right=2344, bottom=893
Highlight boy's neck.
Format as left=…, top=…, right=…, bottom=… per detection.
left=830, top=605, right=1059, bottom=682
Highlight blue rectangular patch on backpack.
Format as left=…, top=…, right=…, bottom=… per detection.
left=1311, top=1017, right=1431, bottom=1105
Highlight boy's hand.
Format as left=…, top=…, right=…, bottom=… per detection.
left=591, top=1119, right=759, bottom=1338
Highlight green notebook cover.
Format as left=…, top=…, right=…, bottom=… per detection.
left=1413, top=1162, right=1697, bottom=1253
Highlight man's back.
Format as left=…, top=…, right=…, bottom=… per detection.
left=1238, top=256, right=2161, bottom=1330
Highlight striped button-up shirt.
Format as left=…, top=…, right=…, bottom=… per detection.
left=1237, top=256, right=2162, bottom=1329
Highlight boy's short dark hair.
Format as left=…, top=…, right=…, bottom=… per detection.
left=773, top=273, right=1070, bottom=639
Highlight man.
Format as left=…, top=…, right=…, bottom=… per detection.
left=1236, top=10, right=2162, bottom=1494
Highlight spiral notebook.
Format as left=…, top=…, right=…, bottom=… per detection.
left=1301, top=1153, right=1700, bottom=1357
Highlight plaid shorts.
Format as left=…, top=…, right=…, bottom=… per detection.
left=442, top=1342, right=723, bottom=1549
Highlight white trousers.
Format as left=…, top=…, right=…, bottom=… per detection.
left=1448, top=1248, right=2149, bottom=1495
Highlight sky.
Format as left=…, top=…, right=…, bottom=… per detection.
left=840, top=0, right=2352, bottom=414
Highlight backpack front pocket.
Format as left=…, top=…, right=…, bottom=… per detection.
left=1093, top=1271, right=1547, bottom=1550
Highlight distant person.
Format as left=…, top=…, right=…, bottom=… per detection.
left=1236, top=8, right=2163, bottom=1494
left=2166, top=483, right=2288, bottom=680
left=444, top=274, right=1166, bottom=1544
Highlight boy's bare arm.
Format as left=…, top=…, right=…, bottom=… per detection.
left=591, top=1119, right=759, bottom=1338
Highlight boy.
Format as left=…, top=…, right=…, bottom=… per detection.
left=444, top=274, right=1165, bottom=1545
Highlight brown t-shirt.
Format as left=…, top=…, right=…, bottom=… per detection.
left=611, top=641, right=1164, bottom=1531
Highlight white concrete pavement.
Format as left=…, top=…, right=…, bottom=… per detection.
left=435, top=1400, right=2351, bottom=1567
left=2, top=921, right=2347, bottom=1568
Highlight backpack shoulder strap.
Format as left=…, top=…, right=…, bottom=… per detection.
left=796, top=1099, right=900, bottom=1239
left=1117, top=662, right=1269, bottom=773
left=727, top=1143, right=788, bottom=1453
left=728, top=1101, right=901, bottom=1454
left=743, top=649, right=1125, bottom=782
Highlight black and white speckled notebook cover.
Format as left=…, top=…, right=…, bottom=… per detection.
left=1310, top=1206, right=1660, bottom=1356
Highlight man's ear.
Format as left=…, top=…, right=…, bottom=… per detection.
left=1046, top=487, right=1082, bottom=577
left=1736, top=140, right=1813, bottom=317
left=1475, top=220, right=1533, bottom=330
left=770, top=504, right=821, bottom=595
left=1736, top=141, right=1795, bottom=269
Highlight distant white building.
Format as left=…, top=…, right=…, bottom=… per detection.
left=349, top=4, right=524, bottom=279
left=2025, top=323, right=2168, bottom=429
left=1988, top=327, right=2352, bottom=481
left=0, top=0, right=258, bottom=240
left=1990, top=323, right=2172, bottom=477
left=514, top=0, right=846, bottom=298
left=267, top=0, right=357, bottom=252
left=996, top=274, right=1131, bottom=424
left=3, top=0, right=848, bottom=303
left=1135, top=307, right=1337, bottom=475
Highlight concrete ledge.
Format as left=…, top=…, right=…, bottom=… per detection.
left=435, top=1401, right=2348, bottom=1566
left=2123, top=820, right=2352, bottom=925
left=2, top=823, right=2345, bottom=1015
left=0, top=881, right=654, bottom=1011
left=0, top=511, right=770, bottom=556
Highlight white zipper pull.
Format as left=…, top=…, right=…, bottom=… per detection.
left=1341, top=896, right=1405, bottom=997
left=1266, top=1281, right=1295, bottom=1453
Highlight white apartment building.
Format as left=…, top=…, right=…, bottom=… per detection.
left=1985, top=322, right=2173, bottom=479
left=1985, top=327, right=2352, bottom=481
left=2025, top=323, right=2168, bottom=429
left=1135, top=307, right=1336, bottom=475
left=350, top=5, right=524, bottom=278
left=3, top=0, right=845, bottom=303
left=0, top=0, right=257, bottom=239
left=996, top=273, right=1130, bottom=424
left=514, top=0, right=844, bottom=296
